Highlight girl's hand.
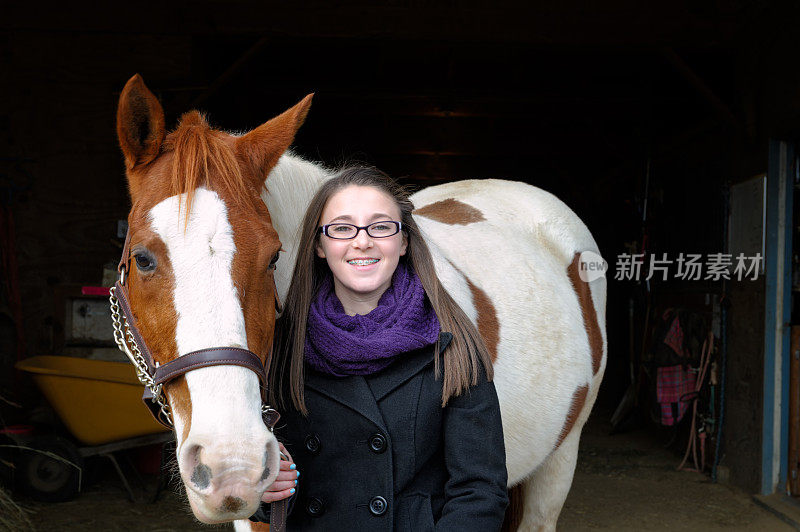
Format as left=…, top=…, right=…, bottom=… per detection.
left=261, top=443, right=299, bottom=503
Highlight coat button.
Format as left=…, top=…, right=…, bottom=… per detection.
left=306, top=496, right=325, bottom=517
left=369, top=495, right=387, bottom=516
left=304, top=434, right=321, bottom=455
left=369, top=433, right=387, bottom=454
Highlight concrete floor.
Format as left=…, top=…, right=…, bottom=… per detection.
left=15, top=411, right=797, bottom=531
left=559, top=411, right=794, bottom=531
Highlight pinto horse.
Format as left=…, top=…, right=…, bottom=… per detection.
left=118, top=75, right=607, bottom=531
left=114, top=74, right=311, bottom=525
left=263, top=152, right=608, bottom=532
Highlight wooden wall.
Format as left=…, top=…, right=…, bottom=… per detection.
left=4, top=33, right=193, bottom=356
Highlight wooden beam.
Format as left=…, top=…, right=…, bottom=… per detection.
left=6, top=3, right=745, bottom=47
left=659, top=47, right=744, bottom=133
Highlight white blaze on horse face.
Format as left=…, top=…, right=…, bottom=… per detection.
left=148, top=187, right=278, bottom=517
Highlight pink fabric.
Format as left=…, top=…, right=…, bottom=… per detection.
left=82, top=286, right=110, bottom=296
left=656, top=365, right=696, bottom=426
left=663, top=315, right=687, bottom=357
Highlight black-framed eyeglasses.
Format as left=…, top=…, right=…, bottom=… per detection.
left=319, top=221, right=403, bottom=240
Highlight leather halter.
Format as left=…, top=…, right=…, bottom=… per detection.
left=111, top=230, right=281, bottom=429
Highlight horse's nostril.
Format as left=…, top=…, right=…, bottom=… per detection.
left=259, top=449, right=274, bottom=481
left=186, top=443, right=203, bottom=464
left=191, top=463, right=212, bottom=489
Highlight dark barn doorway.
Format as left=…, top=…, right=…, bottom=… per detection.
left=4, top=2, right=800, bottom=529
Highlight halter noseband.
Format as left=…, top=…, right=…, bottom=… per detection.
left=108, top=230, right=281, bottom=430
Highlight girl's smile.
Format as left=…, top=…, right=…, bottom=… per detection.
left=347, top=257, right=381, bottom=268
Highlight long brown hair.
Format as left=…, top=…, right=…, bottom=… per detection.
left=270, top=166, right=493, bottom=414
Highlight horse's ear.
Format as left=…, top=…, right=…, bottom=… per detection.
left=235, top=94, right=313, bottom=185
left=117, top=74, right=166, bottom=169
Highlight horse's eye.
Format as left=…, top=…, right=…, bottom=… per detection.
left=134, top=252, right=156, bottom=272
left=268, top=252, right=280, bottom=270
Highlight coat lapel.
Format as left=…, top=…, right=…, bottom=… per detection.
left=305, top=370, right=388, bottom=432
left=368, top=332, right=453, bottom=401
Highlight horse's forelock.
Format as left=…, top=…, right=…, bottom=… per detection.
left=160, top=111, right=259, bottom=224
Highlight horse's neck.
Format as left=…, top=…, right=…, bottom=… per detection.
left=262, top=153, right=333, bottom=300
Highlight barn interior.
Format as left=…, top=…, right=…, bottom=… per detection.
left=3, top=2, right=800, bottom=528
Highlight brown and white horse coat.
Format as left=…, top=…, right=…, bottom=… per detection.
left=116, top=75, right=311, bottom=524
left=261, top=157, right=608, bottom=531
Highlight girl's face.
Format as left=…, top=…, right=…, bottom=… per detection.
left=316, top=185, right=407, bottom=315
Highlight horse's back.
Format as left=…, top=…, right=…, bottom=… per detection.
left=411, top=179, right=606, bottom=481
left=411, top=179, right=600, bottom=263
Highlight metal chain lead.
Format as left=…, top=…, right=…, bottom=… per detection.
left=109, top=285, right=173, bottom=426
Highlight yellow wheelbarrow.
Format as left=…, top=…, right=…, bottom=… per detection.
left=13, top=355, right=170, bottom=502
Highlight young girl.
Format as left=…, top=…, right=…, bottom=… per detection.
left=252, top=167, right=508, bottom=530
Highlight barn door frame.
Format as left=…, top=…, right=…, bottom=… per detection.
left=761, top=139, right=795, bottom=495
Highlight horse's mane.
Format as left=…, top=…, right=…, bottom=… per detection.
left=162, top=111, right=255, bottom=223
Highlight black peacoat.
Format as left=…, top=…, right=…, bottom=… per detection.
left=271, top=332, right=508, bottom=531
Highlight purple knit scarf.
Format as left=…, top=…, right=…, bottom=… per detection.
left=305, top=262, right=441, bottom=376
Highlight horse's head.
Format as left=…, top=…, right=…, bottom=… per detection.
left=115, top=74, right=310, bottom=523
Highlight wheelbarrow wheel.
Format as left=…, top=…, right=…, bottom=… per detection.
left=18, top=436, right=83, bottom=502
